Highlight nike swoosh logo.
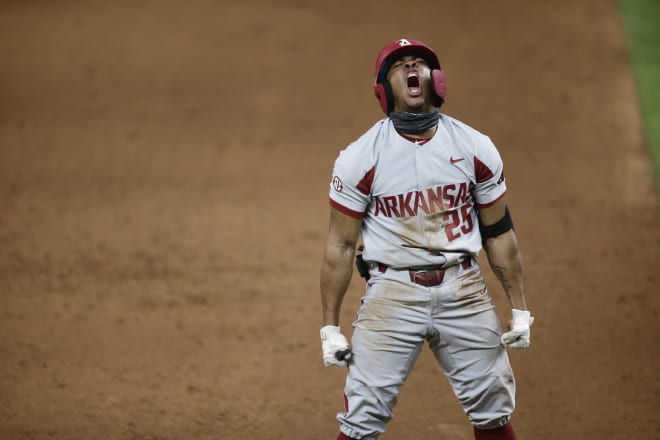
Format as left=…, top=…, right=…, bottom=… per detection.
left=450, top=156, right=465, bottom=164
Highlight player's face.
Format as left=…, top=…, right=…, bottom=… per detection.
left=387, top=55, right=435, bottom=114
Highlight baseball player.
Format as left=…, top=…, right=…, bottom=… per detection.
left=319, top=38, right=534, bottom=440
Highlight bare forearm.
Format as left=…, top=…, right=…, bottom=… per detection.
left=484, top=230, right=528, bottom=310
left=320, top=242, right=356, bottom=326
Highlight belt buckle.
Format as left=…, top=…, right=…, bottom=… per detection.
left=410, top=268, right=444, bottom=287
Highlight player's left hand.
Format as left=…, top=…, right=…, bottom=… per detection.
left=320, top=325, right=352, bottom=367
left=501, top=309, right=534, bottom=349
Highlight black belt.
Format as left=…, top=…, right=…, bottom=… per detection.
left=373, top=258, right=473, bottom=287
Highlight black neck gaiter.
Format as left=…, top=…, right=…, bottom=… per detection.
left=390, top=108, right=440, bottom=134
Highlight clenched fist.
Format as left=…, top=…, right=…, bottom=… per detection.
left=320, top=325, right=352, bottom=367
left=501, top=309, right=534, bottom=349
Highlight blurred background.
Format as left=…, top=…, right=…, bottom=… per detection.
left=1, top=1, right=658, bottom=439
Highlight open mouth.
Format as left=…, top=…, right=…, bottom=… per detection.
left=407, top=72, right=422, bottom=96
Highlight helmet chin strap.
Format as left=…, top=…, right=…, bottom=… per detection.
left=390, top=108, right=440, bottom=134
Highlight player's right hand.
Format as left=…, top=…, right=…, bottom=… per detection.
left=320, top=325, right=352, bottom=367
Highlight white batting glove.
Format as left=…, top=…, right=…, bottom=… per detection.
left=501, top=309, right=534, bottom=349
left=320, top=325, right=352, bottom=367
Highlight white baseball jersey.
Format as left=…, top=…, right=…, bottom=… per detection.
left=329, top=113, right=506, bottom=269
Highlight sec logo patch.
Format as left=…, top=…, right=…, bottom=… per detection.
left=332, top=176, right=343, bottom=192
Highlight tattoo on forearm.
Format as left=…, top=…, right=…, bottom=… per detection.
left=493, top=265, right=513, bottom=298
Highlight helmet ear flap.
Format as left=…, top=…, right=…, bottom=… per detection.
left=430, top=69, right=447, bottom=106
left=374, top=80, right=394, bottom=115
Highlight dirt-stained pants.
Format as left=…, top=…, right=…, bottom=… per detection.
left=337, top=261, right=515, bottom=440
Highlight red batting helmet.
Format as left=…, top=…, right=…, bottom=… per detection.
left=373, top=38, right=447, bottom=115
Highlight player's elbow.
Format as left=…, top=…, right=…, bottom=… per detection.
left=484, top=230, right=521, bottom=261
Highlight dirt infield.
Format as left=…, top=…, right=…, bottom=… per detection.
left=1, top=1, right=658, bottom=439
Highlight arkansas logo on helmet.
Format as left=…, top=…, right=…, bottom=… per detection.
left=373, top=38, right=447, bottom=115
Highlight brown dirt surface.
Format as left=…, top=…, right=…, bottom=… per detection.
left=1, top=1, right=658, bottom=439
